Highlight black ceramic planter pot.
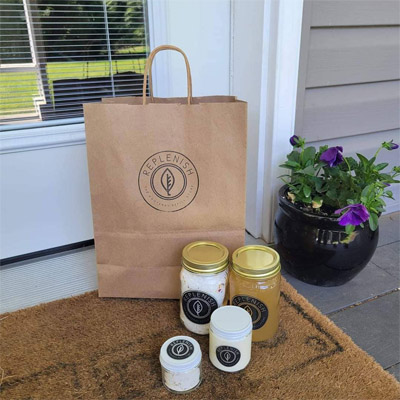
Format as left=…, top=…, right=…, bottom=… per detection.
left=274, top=186, right=379, bottom=286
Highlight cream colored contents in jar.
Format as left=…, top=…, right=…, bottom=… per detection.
left=160, top=336, right=202, bottom=394
left=209, top=306, right=252, bottom=372
left=180, top=268, right=228, bottom=335
left=163, top=366, right=201, bottom=392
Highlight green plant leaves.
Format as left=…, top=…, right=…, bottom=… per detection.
left=361, top=184, right=373, bottom=202
left=380, top=173, right=400, bottom=183
left=369, top=213, right=379, bottom=231
left=326, top=189, right=337, bottom=200
left=298, top=165, right=316, bottom=176
left=278, top=138, right=399, bottom=228
left=287, top=150, right=300, bottom=163
left=279, top=160, right=300, bottom=169
left=346, top=157, right=358, bottom=170
left=357, top=153, right=369, bottom=168
left=345, top=224, right=355, bottom=235
left=375, top=162, right=388, bottom=171
left=303, top=146, right=316, bottom=165
left=384, top=190, right=394, bottom=199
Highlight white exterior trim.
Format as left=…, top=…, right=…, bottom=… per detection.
left=229, top=0, right=235, bottom=95
left=231, top=0, right=266, bottom=238
left=260, top=0, right=304, bottom=242
left=231, top=0, right=304, bottom=240
left=0, top=123, right=86, bottom=154
left=146, top=0, right=170, bottom=97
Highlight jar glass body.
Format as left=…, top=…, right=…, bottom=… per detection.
left=180, top=267, right=228, bottom=335
left=161, top=363, right=202, bottom=394
left=209, top=327, right=251, bottom=372
left=229, top=269, right=281, bottom=342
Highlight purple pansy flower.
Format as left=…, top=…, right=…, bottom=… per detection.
left=290, top=135, right=300, bottom=147
left=320, top=146, right=344, bottom=167
left=334, top=204, right=370, bottom=226
left=382, top=140, right=399, bottom=150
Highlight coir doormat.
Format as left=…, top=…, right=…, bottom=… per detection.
left=1, top=279, right=399, bottom=400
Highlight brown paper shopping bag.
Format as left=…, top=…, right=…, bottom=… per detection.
left=84, top=45, right=247, bottom=299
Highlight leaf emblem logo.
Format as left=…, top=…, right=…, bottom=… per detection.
left=216, top=347, right=240, bottom=366
left=244, top=305, right=253, bottom=317
left=193, top=300, right=203, bottom=315
left=161, top=168, right=175, bottom=196
left=176, top=344, right=184, bottom=354
left=224, top=352, right=231, bottom=362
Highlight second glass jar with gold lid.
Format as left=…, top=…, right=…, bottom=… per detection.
left=180, top=241, right=229, bottom=335
left=229, top=245, right=281, bottom=342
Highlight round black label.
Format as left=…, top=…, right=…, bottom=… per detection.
left=216, top=346, right=241, bottom=367
left=232, top=295, right=268, bottom=330
left=166, top=339, right=194, bottom=360
left=138, top=151, right=199, bottom=212
left=181, top=291, right=218, bottom=325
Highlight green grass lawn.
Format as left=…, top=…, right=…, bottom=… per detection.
left=0, top=57, right=147, bottom=116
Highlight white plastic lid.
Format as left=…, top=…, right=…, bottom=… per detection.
left=210, top=306, right=253, bottom=340
left=160, top=336, right=202, bottom=372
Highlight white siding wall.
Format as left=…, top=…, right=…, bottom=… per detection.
left=295, top=0, right=400, bottom=213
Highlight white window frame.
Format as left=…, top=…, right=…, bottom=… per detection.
left=1, top=0, right=39, bottom=71
left=1, top=0, right=47, bottom=122
left=0, top=0, right=159, bottom=155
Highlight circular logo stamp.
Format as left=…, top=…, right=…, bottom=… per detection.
left=232, top=295, right=269, bottom=330
left=216, top=346, right=241, bottom=367
left=166, top=339, right=194, bottom=360
left=138, top=151, right=199, bottom=212
left=181, top=291, right=218, bottom=325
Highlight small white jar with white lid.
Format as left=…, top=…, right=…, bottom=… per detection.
left=160, top=336, right=202, bottom=394
left=209, top=306, right=253, bottom=372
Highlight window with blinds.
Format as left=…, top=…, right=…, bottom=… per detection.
left=0, top=0, right=149, bottom=125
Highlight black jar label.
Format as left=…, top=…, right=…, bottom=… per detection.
left=232, top=295, right=268, bottom=330
left=166, top=339, right=194, bottom=360
left=181, top=291, right=218, bottom=325
left=216, top=346, right=241, bottom=367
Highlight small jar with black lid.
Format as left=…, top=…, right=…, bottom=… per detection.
left=209, top=306, right=252, bottom=372
left=180, top=241, right=229, bottom=335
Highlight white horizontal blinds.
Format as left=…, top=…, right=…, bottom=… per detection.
left=0, top=0, right=148, bottom=125
left=0, top=0, right=32, bottom=64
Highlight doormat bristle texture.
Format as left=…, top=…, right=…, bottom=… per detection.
left=1, top=278, right=399, bottom=399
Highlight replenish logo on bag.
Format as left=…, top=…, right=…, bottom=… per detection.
left=181, top=291, right=218, bottom=324
left=138, top=150, right=199, bottom=212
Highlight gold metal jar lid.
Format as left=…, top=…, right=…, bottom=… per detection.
left=231, top=245, right=281, bottom=279
left=182, top=241, right=229, bottom=274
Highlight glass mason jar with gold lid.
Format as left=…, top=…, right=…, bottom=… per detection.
left=180, top=241, right=229, bottom=335
left=229, top=245, right=281, bottom=342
